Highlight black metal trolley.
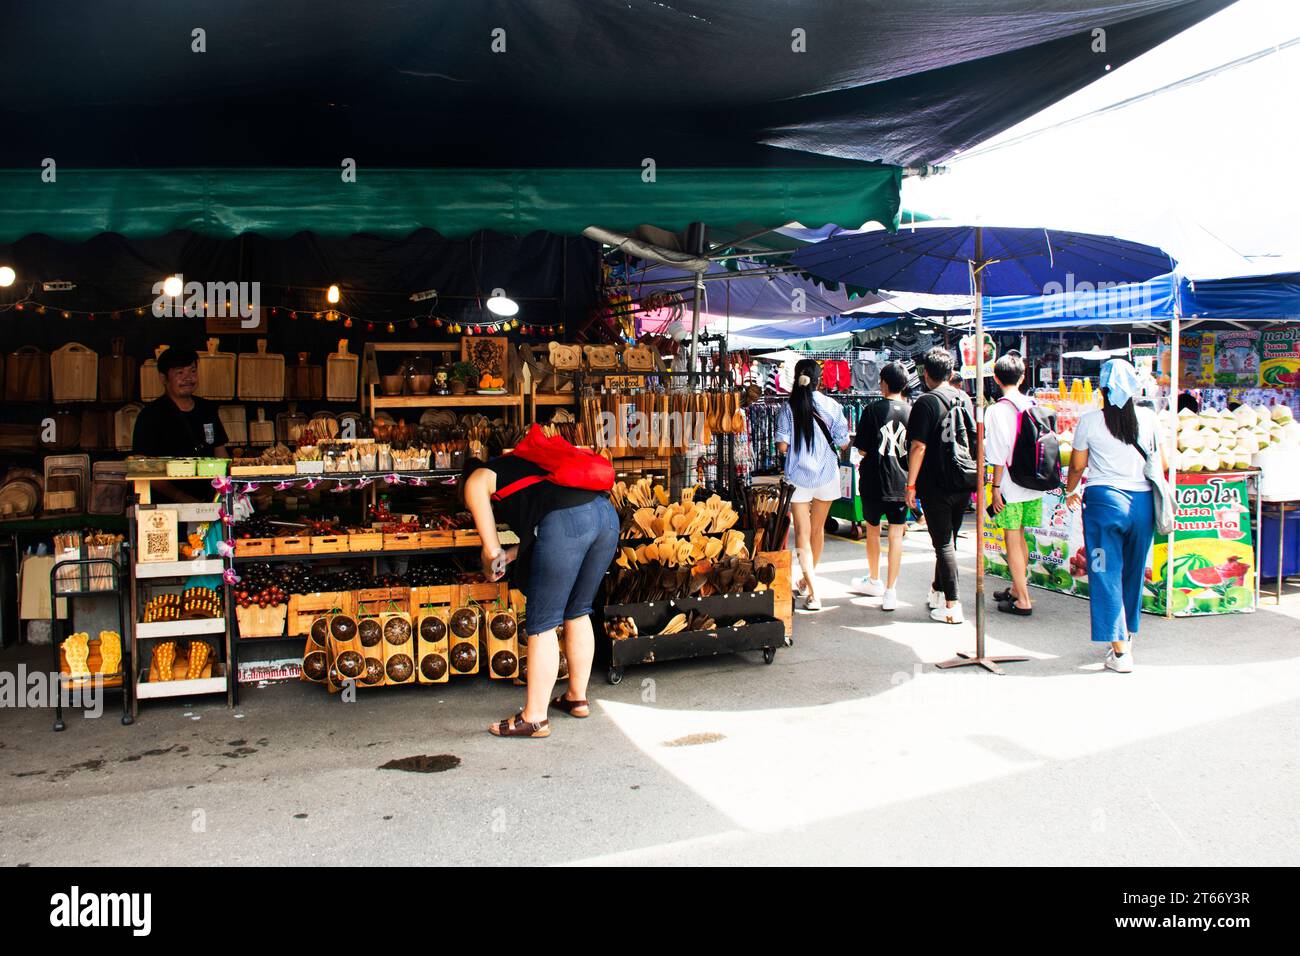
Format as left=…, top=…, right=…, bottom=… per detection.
left=49, top=555, right=133, bottom=730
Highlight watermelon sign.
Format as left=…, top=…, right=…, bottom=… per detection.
left=985, top=468, right=1256, bottom=616
left=1146, top=473, right=1256, bottom=616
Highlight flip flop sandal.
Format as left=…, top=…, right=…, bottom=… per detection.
left=996, top=600, right=1033, bottom=616
left=993, top=588, right=1014, bottom=603
left=489, top=711, right=550, bottom=738
left=550, top=695, right=590, bottom=718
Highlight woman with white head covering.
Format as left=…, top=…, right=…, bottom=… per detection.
left=1063, top=359, right=1167, bottom=672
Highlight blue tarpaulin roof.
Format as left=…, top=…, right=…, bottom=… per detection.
left=982, top=271, right=1300, bottom=329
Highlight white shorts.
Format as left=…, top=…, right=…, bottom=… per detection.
left=790, top=475, right=843, bottom=503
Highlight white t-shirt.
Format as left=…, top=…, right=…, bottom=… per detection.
left=1073, top=405, right=1160, bottom=492
left=984, top=391, right=1040, bottom=504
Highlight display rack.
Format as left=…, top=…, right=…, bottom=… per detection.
left=49, top=555, right=132, bottom=730
left=126, top=498, right=233, bottom=717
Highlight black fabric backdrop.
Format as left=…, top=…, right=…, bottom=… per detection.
left=0, top=0, right=1234, bottom=169
left=0, top=230, right=600, bottom=366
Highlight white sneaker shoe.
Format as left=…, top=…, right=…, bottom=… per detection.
left=803, top=595, right=822, bottom=611
left=850, top=576, right=885, bottom=596
left=930, top=603, right=964, bottom=624
left=1105, top=649, right=1134, bottom=673
left=927, top=589, right=945, bottom=610
left=881, top=588, right=898, bottom=612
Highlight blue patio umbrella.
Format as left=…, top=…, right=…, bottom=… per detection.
left=792, top=225, right=1177, bottom=674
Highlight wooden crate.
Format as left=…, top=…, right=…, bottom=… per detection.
left=456, top=582, right=509, bottom=607
left=757, top=549, right=793, bottom=639
left=310, top=535, right=348, bottom=554
left=417, top=530, right=455, bottom=549
left=347, top=531, right=383, bottom=552
left=234, top=537, right=274, bottom=558
left=410, top=585, right=456, bottom=609
left=454, top=530, right=483, bottom=548
left=235, top=603, right=287, bottom=638
left=287, top=591, right=355, bottom=637
left=357, top=587, right=409, bottom=617
left=272, top=535, right=310, bottom=555
left=326, top=612, right=365, bottom=684
left=383, top=532, right=419, bottom=551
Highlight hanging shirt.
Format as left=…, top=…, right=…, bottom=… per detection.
left=775, top=391, right=849, bottom=489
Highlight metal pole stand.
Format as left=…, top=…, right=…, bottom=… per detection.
left=936, top=228, right=1029, bottom=676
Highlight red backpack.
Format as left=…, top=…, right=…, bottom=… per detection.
left=491, top=424, right=615, bottom=502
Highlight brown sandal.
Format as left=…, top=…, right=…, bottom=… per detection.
left=550, top=694, right=590, bottom=718
left=489, top=711, right=550, bottom=738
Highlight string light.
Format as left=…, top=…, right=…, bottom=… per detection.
left=326, top=284, right=340, bottom=304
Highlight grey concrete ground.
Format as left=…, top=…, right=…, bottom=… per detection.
left=2, top=528, right=1298, bottom=867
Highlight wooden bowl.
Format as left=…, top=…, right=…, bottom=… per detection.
left=408, top=374, right=433, bottom=395
left=381, top=374, right=405, bottom=396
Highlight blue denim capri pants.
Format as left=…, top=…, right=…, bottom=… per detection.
left=1082, top=485, right=1155, bottom=643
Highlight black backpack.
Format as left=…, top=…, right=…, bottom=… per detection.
left=1001, top=398, right=1062, bottom=492
left=932, top=389, right=978, bottom=494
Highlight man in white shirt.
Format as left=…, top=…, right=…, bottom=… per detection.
left=985, top=354, right=1043, bottom=614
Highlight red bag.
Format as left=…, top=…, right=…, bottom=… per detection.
left=492, top=424, right=615, bottom=501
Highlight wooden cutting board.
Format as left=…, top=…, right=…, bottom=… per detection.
left=139, top=346, right=168, bottom=402
left=79, top=408, right=115, bottom=450
left=248, top=407, right=275, bottom=445
left=5, top=346, right=50, bottom=402
left=114, top=403, right=143, bottom=451
left=218, top=405, right=247, bottom=445
left=99, top=337, right=137, bottom=403
left=326, top=339, right=358, bottom=401
left=51, top=343, right=99, bottom=402
left=286, top=352, right=323, bottom=400
left=237, top=339, right=285, bottom=401
left=196, top=337, right=236, bottom=400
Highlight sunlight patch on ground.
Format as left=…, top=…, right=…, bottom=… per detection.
left=597, top=656, right=1300, bottom=834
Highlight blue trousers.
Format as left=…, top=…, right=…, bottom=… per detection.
left=1082, top=485, right=1155, bottom=643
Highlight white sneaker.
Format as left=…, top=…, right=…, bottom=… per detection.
left=881, top=588, right=898, bottom=612
left=927, top=588, right=945, bottom=610
left=1105, top=649, right=1134, bottom=673
left=803, top=595, right=822, bottom=611
left=930, top=603, right=964, bottom=624
left=850, top=576, right=885, bottom=596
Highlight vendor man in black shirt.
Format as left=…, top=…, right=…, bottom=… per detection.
left=132, top=347, right=229, bottom=458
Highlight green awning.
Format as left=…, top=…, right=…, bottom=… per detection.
left=0, top=166, right=901, bottom=243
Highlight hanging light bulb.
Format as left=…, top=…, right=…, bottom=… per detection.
left=486, top=291, right=519, bottom=317
left=0, top=266, right=16, bottom=287
left=162, top=274, right=183, bottom=297
left=386, top=322, right=396, bottom=334
left=343, top=316, right=353, bottom=328
left=326, top=284, right=340, bottom=304
left=409, top=318, right=419, bottom=330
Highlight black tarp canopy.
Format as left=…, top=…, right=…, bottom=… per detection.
left=0, top=0, right=1233, bottom=240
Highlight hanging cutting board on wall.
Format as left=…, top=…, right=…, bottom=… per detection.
left=196, top=337, right=236, bottom=400
left=327, top=339, right=358, bottom=401
left=51, top=342, right=99, bottom=402
left=115, top=403, right=143, bottom=451
left=5, top=346, right=50, bottom=402
left=140, top=345, right=168, bottom=402
left=218, top=405, right=248, bottom=445
left=99, top=337, right=137, bottom=403
left=287, top=352, right=324, bottom=400
left=237, top=339, right=285, bottom=401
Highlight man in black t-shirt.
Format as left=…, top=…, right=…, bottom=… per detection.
left=849, top=361, right=910, bottom=610
left=132, top=347, right=229, bottom=458
left=905, top=347, right=974, bottom=625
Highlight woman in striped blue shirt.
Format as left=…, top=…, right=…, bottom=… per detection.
left=776, top=359, right=851, bottom=610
